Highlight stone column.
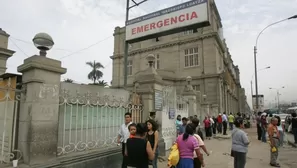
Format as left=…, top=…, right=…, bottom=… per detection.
left=182, top=76, right=197, bottom=117
left=0, top=29, right=15, bottom=75
left=17, top=55, right=66, bottom=166
left=134, top=54, right=166, bottom=156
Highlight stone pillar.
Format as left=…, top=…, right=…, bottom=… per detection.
left=134, top=54, right=166, bottom=156
left=0, top=29, right=15, bottom=75
left=17, top=55, right=66, bottom=166
left=182, top=76, right=197, bottom=116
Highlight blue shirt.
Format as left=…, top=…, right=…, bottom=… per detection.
left=178, top=125, right=186, bottom=135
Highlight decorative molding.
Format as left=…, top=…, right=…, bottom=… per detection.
left=110, top=32, right=224, bottom=59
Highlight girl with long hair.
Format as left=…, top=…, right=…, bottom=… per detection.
left=146, top=119, right=159, bottom=168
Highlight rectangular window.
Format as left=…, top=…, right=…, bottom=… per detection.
left=184, top=47, right=199, bottom=67
left=184, top=30, right=193, bottom=35
left=127, top=60, right=132, bottom=76
left=153, top=54, right=160, bottom=69
left=192, top=85, right=200, bottom=91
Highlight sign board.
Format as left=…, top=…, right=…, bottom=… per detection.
left=154, top=90, right=163, bottom=111
left=169, top=108, right=176, bottom=119
left=252, top=95, right=264, bottom=112
left=126, top=0, right=209, bottom=43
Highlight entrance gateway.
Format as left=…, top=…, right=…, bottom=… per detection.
left=126, top=0, right=210, bottom=43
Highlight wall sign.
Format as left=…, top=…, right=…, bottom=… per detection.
left=154, top=90, right=163, bottom=111
left=169, top=108, right=176, bottom=119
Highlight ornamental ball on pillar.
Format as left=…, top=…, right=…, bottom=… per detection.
left=146, top=54, right=155, bottom=67
left=186, top=76, right=192, bottom=84
left=32, top=32, right=54, bottom=56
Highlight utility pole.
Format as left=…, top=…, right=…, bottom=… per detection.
left=123, top=0, right=148, bottom=87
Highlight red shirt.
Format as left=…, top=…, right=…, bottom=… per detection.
left=204, top=119, right=211, bottom=128
left=217, top=116, right=222, bottom=123
left=129, top=135, right=135, bottom=138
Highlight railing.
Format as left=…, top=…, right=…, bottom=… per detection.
left=0, top=78, right=22, bottom=164
left=57, top=90, right=143, bottom=156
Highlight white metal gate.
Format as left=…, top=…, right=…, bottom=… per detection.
left=0, top=78, right=22, bottom=164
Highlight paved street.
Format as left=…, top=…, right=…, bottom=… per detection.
left=158, top=127, right=297, bottom=168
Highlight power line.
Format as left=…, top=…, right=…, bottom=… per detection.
left=10, top=36, right=73, bottom=52
left=9, top=38, right=29, bottom=57
left=59, top=36, right=113, bottom=60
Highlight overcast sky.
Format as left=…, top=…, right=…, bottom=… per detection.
left=1, top=0, right=297, bottom=107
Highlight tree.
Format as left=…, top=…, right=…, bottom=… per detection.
left=98, top=80, right=108, bottom=86
left=86, top=60, right=104, bottom=84
left=64, top=78, right=74, bottom=83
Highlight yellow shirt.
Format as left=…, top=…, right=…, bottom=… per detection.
left=228, top=115, right=234, bottom=123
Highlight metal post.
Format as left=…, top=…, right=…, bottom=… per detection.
left=254, top=46, right=259, bottom=112
left=123, top=0, right=148, bottom=87
left=123, top=0, right=130, bottom=87
left=250, top=80, right=253, bottom=98
left=277, top=90, right=280, bottom=110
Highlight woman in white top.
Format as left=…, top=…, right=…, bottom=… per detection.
left=192, top=118, right=210, bottom=168
left=275, top=115, right=284, bottom=147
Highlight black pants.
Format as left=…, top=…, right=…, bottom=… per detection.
left=257, top=124, right=262, bottom=140
left=213, top=124, right=217, bottom=134
left=121, top=143, right=128, bottom=168
left=223, top=121, right=228, bottom=135
left=205, top=127, right=211, bottom=137
left=194, top=158, right=201, bottom=168
left=217, top=123, right=222, bottom=133
left=233, top=151, right=246, bottom=168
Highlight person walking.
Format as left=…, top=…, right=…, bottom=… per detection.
left=146, top=119, right=159, bottom=168
left=256, top=112, right=262, bottom=141
left=291, top=112, right=297, bottom=144
left=176, top=123, right=205, bottom=168
left=228, top=113, right=235, bottom=131
left=231, top=119, right=250, bottom=168
left=117, top=113, right=132, bottom=168
left=126, top=123, right=155, bottom=168
left=222, top=112, right=228, bottom=135
left=268, top=117, right=280, bottom=167
left=203, top=117, right=211, bottom=140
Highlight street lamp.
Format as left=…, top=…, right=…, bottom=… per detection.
left=269, top=86, right=285, bottom=110
left=124, top=0, right=148, bottom=87
left=250, top=66, right=270, bottom=96
left=254, top=15, right=297, bottom=112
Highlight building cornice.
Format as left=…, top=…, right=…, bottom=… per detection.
left=110, top=32, right=225, bottom=59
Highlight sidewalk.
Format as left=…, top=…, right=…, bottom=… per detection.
left=158, top=127, right=292, bottom=168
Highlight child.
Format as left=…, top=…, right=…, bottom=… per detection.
left=128, top=123, right=137, bottom=138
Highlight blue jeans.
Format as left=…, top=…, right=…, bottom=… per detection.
left=261, top=128, right=267, bottom=142
left=150, top=148, right=158, bottom=168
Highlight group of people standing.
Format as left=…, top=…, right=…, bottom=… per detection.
left=174, top=115, right=210, bottom=168
left=255, top=112, right=292, bottom=167
left=117, top=112, right=159, bottom=168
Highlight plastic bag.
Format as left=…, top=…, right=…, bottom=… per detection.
left=167, top=143, right=179, bottom=167
left=271, top=147, right=277, bottom=153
